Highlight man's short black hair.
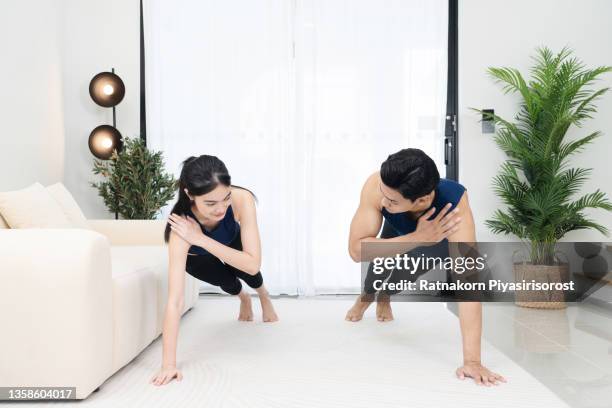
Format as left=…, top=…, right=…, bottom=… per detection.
left=380, top=148, right=440, bottom=201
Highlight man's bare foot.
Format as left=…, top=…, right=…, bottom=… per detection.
left=376, top=299, right=394, bottom=322
left=260, top=295, right=279, bottom=322
left=238, top=290, right=254, bottom=321
left=345, top=294, right=374, bottom=322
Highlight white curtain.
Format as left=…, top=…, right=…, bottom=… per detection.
left=144, top=0, right=448, bottom=295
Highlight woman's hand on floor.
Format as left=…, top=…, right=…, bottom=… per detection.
left=455, top=362, right=506, bottom=386
left=150, top=365, right=183, bottom=386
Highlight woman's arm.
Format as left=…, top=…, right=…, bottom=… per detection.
left=197, top=189, right=261, bottom=274
left=168, top=189, right=262, bottom=275
left=161, top=231, right=189, bottom=368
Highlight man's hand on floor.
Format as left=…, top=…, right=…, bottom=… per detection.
left=455, top=362, right=506, bottom=386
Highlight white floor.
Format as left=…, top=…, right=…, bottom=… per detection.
left=8, top=296, right=578, bottom=407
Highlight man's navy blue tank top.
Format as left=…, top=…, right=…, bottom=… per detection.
left=381, top=178, right=466, bottom=239
left=186, top=205, right=240, bottom=256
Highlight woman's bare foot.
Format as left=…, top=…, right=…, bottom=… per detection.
left=255, top=285, right=278, bottom=322
left=237, top=290, right=254, bottom=321
left=376, top=298, right=394, bottom=322
left=260, top=296, right=279, bottom=322
left=345, top=294, right=374, bottom=322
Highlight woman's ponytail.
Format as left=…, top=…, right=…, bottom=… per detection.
left=163, top=180, right=193, bottom=243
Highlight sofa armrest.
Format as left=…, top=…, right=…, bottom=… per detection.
left=88, top=219, right=167, bottom=246
left=0, top=229, right=113, bottom=399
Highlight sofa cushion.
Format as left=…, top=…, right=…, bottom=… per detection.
left=46, top=183, right=90, bottom=229
left=110, top=246, right=198, bottom=336
left=0, top=182, right=73, bottom=228
left=110, top=262, right=158, bottom=372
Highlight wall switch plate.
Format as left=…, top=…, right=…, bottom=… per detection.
left=482, top=108, right=495, bottom=134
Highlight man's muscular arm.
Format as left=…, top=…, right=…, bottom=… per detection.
left=448, top=191, right=506, bottom=386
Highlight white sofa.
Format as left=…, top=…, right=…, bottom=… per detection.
left=0, top=216, right=200, bottom=399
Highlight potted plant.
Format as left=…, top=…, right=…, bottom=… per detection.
left=91, top=137, right=177, bottom=219
left=480, top=46, right=612, bottom=308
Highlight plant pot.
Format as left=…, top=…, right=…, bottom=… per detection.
left=513, top=304, right=570, bottom=351
left=513, top=262, right=570, bottom=309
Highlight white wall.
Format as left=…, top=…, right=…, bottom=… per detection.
left=60, top=0, right=140, bottom=218
left=0, top=0, right=65, bottom=191
left=0, top=0, right=139, bottom=219
left=459, top=0, right=612, bottom=242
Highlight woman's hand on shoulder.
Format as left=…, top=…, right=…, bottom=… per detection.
left=168, top=213, right=203, bottom=245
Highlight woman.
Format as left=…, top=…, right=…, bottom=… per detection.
left=151, top=155, right=278, bottom=386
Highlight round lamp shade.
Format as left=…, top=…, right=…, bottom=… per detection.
left=88, top=125, right=123, bottom=160
left=89, top=72, right=125, bottom=107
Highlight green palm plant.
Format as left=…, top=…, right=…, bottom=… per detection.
left=479, top=46, right=612, bottom=265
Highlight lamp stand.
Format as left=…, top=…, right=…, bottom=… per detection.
left=112, top=67, right=118, bottom=220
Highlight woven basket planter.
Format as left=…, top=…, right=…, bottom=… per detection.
left=513, top=262, right=570, bottom=309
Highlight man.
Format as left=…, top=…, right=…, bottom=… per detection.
left=345, top=148, right=506, bottom=386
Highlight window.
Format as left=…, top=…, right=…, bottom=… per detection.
left=142, top=0, right=456, bottom=294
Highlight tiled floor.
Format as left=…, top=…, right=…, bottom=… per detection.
left=479, top=300, right=612, bottom=408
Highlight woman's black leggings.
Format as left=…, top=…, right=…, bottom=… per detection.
left=185, top=234, right=264, bottom=295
